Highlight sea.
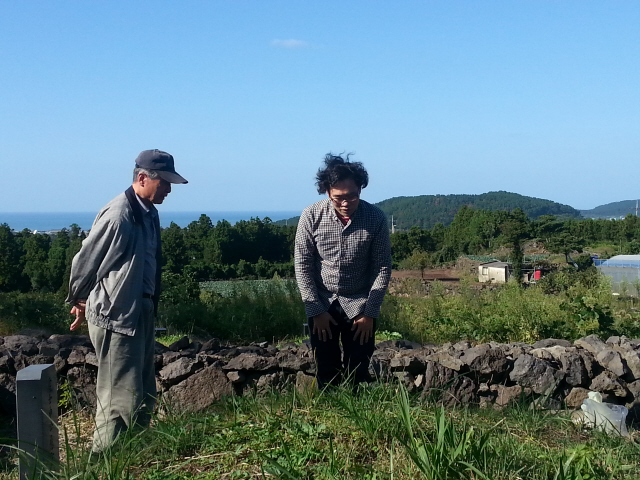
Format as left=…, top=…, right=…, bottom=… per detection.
left=0, top=211, right=300, bottom=232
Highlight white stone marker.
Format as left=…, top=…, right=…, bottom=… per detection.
left=16, top=364, right=59, bottom=480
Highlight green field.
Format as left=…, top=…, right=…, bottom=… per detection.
left=200, top=279, right=298, bottom=298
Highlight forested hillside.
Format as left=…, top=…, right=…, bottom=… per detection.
left=580, top=200, right=638, bottom=219
left=377, top=191, right=581, bottom=229
left=276, top=191, right=581, bottom=228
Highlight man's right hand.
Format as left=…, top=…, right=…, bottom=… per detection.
left=312, top=311, right=338, bottom=342
left=70, top=301, right=86, bottom=331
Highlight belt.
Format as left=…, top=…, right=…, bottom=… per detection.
left=143, top=293, right=154, bottom=299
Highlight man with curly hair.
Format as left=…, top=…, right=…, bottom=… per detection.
left=295, top=154, right=392, bottom=388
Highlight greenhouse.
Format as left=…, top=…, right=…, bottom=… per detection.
left=594, top=255, right=640, bottom=294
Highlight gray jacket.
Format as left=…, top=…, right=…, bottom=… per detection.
left=66, top=187, right=162, bottom=336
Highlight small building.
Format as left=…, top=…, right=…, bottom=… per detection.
left=595, top=255, right=640, bottom=294
left=478, top=261, right=510, bottom=284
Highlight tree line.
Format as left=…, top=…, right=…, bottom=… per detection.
left=3, top=207, right=640, bottom=295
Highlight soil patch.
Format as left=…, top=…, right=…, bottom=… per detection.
left=392, top=268, right=460, bottom=283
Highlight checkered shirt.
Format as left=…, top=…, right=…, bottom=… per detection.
left=294, top=198, right=392, bottom=319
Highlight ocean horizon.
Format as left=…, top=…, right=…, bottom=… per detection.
left=0, top=211, right=300, bottom=232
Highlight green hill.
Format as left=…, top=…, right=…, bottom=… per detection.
left=276, top=191, right=582, bottom=229
left=580, top=200, right=638, bottom=219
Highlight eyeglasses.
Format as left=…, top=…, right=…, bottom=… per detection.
left=330, top=192, right=360, bottom=205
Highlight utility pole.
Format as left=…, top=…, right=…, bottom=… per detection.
left=391, top=215, right=396, bottom=234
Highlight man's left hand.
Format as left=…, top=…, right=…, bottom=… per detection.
left=352, top=315, right=374, bottom=345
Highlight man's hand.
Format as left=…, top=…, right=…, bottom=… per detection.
left=70, top=301, right=86, bottom=331
left=313, top=311, right=338, bottom=342
left=352, top=314, right=374, bottom=345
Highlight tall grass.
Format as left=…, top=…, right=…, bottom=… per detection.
left=158, top=278, right=306, bottom=341
left=2, top=382, right=637, bottom=479
left=379, top=270, right=640, bottom=344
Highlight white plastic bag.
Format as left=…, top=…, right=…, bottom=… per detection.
left=580, top=391, right=628, bottom=437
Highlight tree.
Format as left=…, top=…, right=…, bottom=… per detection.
left=47, top=229, right=70, bottom=292
left=500, top=209, right=529, bottom=283
left=0, top=224, right=22, bottom=292
left=60, top=225, right=85, bottom=297
left=545, top=233, right=585, bottom=266
left=22, top=232, right=51, bottom=291
left=184, top=214, right=214, bottom=263
left=405, top=250, right=431, bottom=279
left=162, top=222, right=189, bottom=274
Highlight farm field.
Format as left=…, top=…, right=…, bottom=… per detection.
left=392, top=268, right=460, bottom=282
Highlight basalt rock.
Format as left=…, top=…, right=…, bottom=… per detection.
left=2, top=335, right=39, bottom=356
left=565, top=387, right=590, bottom=408
left=509, top=354, right=563, bottom=395
left=222, top=353, right=278, bottom=372
left=491, top=384, right=527, bottom=407
left=421, top=361, right=477, bottom=406
left=532, top=338, right=573, bottom=349
left=165, top=365, right=232, bottom=413
left=574, top=335, right=607, bottom=356
left=2, top=333, right=640, bottom=418
left=460, top=345, right=510, bottom=383
left=159, top=357, right=204, bottom=388
left=596, top=349, right=628, bottom=378
left=389, top=354, right=428, bottom=375
left=623, top=351, right=640, bottom=382
left=589, top=370, right=630, bottom=399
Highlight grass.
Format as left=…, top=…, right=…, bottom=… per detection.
left=200, top=279, right=298, bottom=298
left=158, top=277, right=306, bottom=342
left=1, top=383, right=638, bottom=479
left=379, top=269, right=640, bottom=344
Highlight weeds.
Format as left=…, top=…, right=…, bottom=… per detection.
left=1, top=381, right=638, bottom=479
left=395, top=384, right=492, bottom=479
left=380, top=269, right=640, bottom=344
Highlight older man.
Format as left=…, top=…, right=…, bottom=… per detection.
left=66, top=149, right=187, bottom=452
left=295, top=154, right=392, bottom=388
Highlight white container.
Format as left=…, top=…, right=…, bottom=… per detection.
left=581, top=398, right=629, bottom=436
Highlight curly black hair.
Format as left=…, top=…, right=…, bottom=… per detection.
left=315, top=153, right=369, bottom=194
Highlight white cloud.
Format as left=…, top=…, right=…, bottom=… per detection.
left=271, top=39, right=309, bottom=49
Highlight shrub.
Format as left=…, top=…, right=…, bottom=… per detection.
left=378, top=269, right=630, bottom=344
left=0, top=291, right=70, bottom=334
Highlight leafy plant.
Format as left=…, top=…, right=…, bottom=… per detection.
left=394, top=384, right=492, bottom=479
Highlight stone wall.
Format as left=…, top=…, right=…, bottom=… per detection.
left=1, top=333, right=639, bottom=420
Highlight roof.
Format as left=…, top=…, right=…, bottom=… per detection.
left=595, top=255, right=640, bottom=268
left=479, top=261, right=510, bottom=268
left=608, top=255, right=640, bottom=261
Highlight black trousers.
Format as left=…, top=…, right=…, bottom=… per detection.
left=308, top=301, right=376, bottom=388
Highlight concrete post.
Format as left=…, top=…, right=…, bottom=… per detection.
left=16, top=364, right=59, bottom=480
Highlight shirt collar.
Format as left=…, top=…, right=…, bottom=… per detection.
left=135, top=193, right=157, bottom=216
left=325, top=198, right=361, bottom=222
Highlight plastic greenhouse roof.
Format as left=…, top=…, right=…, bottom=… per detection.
left=595, top=255, right=640, bottom=267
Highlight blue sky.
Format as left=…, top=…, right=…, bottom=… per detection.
left=1, top=1, right=638, bottom=213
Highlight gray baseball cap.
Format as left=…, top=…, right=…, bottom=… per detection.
left=135, top=149, right=188, bottom=184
